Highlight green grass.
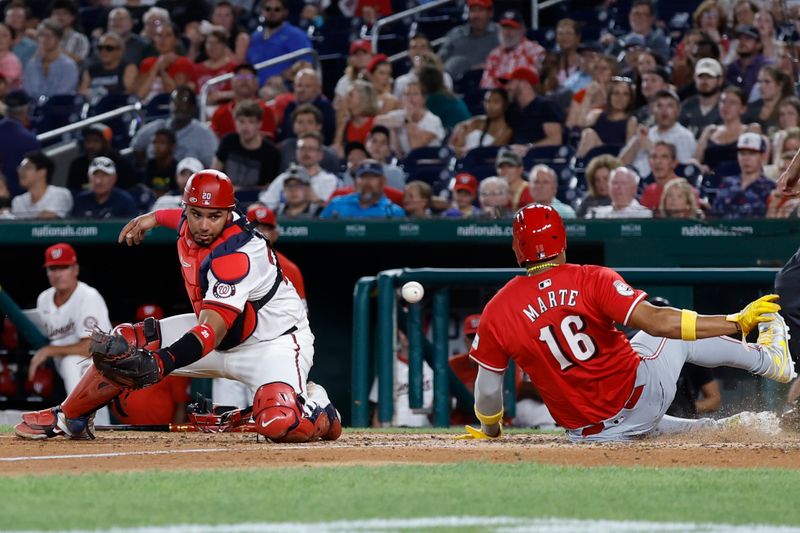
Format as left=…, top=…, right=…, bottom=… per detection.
left=2, top=463, right=798, bottom=530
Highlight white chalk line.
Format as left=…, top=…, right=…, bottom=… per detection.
left=6, top=516, right=800, bottom=533
left=0, top=442, right=414, bottom=462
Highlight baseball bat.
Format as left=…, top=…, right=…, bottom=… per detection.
left=95, top=423, right=256, bottom=433
left=0, top=284, right=49, bottom=349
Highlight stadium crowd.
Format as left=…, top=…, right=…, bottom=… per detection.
left=0, top=0, right=799, bottom=221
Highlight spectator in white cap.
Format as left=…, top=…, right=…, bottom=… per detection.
left=152, top=157, right=204, bottom=210
left=710, top=132, right=775, bottom=219
left=71, top=156, right=138, bottom=219
left=679, top=58, right=724, bottom=138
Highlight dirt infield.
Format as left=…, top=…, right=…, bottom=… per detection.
left=2, top=428, right=800, bottom=476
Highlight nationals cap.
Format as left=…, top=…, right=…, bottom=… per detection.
left=737, top=132, right=767, bottom=152
left=349, top=39, right=371, bottom=54
left=452, top=173, right=478, bottom=195
left=499, top=9, right=524, bottom=29
left=246, top=204, right=277, bottom=227
left=498, top=66, right=539, bottom=86
left=463, top=314, right=481, bottom=335
left=43, top=243, right=77, bottom=267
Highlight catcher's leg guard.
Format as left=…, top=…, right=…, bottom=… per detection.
left=306, top=381, right=342, bottom=441
left=61, top=365, right=124, bottom=419
left=253, top=382, right=330, bottom=443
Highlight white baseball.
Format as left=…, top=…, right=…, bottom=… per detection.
left=401, top=281, right=424, bottom=304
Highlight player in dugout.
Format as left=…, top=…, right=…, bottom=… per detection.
left=15, top=170, right=341, bottom=443
left=459, top=204, right=795, bottom=442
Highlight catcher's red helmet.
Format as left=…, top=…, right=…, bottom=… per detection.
left=183, top=170, right=236, bottom=209
left=512, top=204, right=566, bottom=265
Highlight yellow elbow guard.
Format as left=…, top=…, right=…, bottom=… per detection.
left=474, top=406, right=504, bottom=426
left=681, top=309, right=698, bottom=341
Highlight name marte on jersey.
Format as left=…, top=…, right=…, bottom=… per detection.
left=522, top=289, right=579, bottom=323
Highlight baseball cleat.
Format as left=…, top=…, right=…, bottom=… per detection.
left=756, top=313, right=797, bottom=383
left=14, top=407, right=96, bottom=440
left=719, top=411, right=782, bottom=436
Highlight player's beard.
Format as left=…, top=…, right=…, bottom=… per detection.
left=191, top=230, right=215, bottom=247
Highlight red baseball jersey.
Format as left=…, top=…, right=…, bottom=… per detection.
left=469, top=264, right=647, bottom=430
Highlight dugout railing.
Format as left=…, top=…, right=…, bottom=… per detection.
left=351, top=267, right=782, bottom=428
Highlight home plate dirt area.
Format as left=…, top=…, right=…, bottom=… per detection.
left=2, top=430, right=800, bottom=475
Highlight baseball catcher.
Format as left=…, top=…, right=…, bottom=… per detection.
left=15, top=170, right=341, bottom=443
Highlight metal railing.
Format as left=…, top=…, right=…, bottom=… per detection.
left=533, top=0, right=569, bottom=29
left=371, top=0, right=455, bottom=54
left=198, top=47, right=318, bottom=122
left=36, top=102, right=142, bottom=143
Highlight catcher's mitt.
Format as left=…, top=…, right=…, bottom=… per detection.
left=780, top=400, right=800, bottom=432
left=89, top=325, right=162, bottom=389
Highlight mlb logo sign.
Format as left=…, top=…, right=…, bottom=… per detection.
left=202, top=192, right=212, bottom=206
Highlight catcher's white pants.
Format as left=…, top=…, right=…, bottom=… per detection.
left=160, top=313, right=319, bottom=402
left=55, top=355, right=110, bottom=425
left=566, top=332, right=764, bottom=442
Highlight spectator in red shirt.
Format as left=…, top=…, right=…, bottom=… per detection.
left=480, top=9, right=545, bottom=89
left=333, top=79, right=378, bottom=157
left=210, top=63, right=276, bottom=140
left=640, top=141, right=701, bottom=212
left=135, top=22, right=195, bottom=100
left=193, top=28, right=238, bottom=106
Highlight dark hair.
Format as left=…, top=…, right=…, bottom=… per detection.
left=298, top=131, right=323, bottom=146
left=38, top=18, right=64, bottom=40
left=262, top=0, right=288, bottom=9
left=292, top=103, right=322, bottom=124
left=369, top=124, right=390, bottom=139
left=631, top=0, right=654, bottom=15
left=345, top=141, right=368, bottom=158
left=49, top=0, right=78, bottom=17
left=607, top=77, right=636, bottom=113
left=154, top=128, right=177, bottom=145
left=721, top=85, right=746, bottom=106
left=234, top=100, right=263, bottom=120
left=487, top=87, right=510, bottom=107
left=234, top=63, right=257, bottom=76
left=172, top=85, right=197, bottom=107
left=23, top=150, right=54, bottom=183
left=652, top=141, right=677, bottom=160
left=0, top=22, right=15, bottom=40
left=761, top=65, right=795, bottom=101
left=417, top=64, right=449, bottom=96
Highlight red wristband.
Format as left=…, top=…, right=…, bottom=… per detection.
left=190, top=324, right=216, bottom=356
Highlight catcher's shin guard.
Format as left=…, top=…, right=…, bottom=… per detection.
left=60, top=365, right=124, bottom=419
left=253, top=382, right=330, bottom=443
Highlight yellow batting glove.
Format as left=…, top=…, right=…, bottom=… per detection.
left=726, top=294, right=781, bottom=340
left=454, top=424, right=503, bottom=440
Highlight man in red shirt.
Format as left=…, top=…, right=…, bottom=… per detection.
left=210, top=63, right=276, bottom=140
left=463, top=204, right=795, bottom=442
left=640, top=141, right=700, bottom=212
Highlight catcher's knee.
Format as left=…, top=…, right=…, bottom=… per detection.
left=252, top=382, right=330, bottom=443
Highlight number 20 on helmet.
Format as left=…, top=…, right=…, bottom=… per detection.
left=512, top=204, right=566, bottom=266
left=183, top=169, right=236, bottom=209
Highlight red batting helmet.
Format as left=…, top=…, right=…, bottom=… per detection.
left=512, top=204, right=566, bottom=265
left=183, top=170, right=236, bottom=209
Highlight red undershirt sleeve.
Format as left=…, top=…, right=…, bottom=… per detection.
left=155, top=208, right=183, bottom=230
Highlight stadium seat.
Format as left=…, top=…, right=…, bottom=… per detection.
left=143, top=93, right=172, bottom=122
left=455, top=146, right=500, bottom=181
left=524, top=145, right=573, bottom=168
left=85, top=93, right=141, bottom=150
left=571, top=144, right=622, bottom=169
left=675, top=163, right=704, bottom=189
left=401, top=146, right=454, bottom=187
left=32, top=94, right=87, bottom=145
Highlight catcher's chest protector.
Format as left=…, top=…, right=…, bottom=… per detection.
left=176, top=217, right=253, bottom=316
